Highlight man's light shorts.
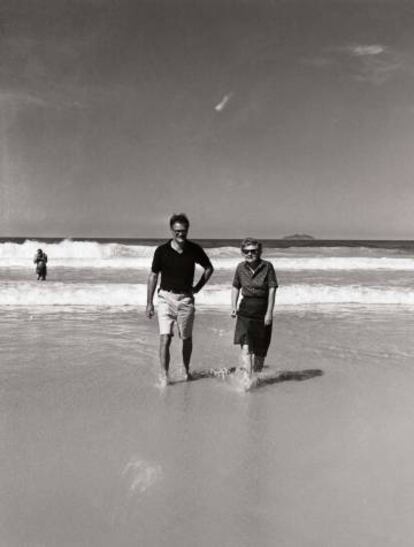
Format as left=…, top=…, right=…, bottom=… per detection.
left=157, top=290, right=195, bottom=339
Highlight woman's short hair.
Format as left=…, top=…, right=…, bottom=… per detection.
left=169, top=213, right=190, bottom=229
left=241, top=237, right=262, bottom=253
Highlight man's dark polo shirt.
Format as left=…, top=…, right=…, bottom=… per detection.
left=151, top=240, right=212, bottom=292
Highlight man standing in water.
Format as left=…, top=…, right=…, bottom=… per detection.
left=146, top=213, right=214, bottom=385
left=33, top=248, right=48, bottom=281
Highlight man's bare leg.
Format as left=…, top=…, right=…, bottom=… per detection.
left=159, top=334, right=172, bottom=382
left=182, top=337, right=193, bottom=379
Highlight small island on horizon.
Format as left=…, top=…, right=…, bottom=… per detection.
left=282, top=233, right=315, bottom=240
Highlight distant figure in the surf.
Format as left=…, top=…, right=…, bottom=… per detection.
left=146, top=213, right=214, bottom=385
left=33, top=248, right=48, bottom=281
left=231, top=238, right=278, bottom=375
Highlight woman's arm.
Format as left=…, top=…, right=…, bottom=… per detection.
left=231, top=286, right=240, bottom=317
left=264, top=287, right=276, bottom=325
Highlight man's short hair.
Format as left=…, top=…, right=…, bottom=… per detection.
left=241, top=237, right=262, bottom=253
left=169, top=213, right=190, bottom=230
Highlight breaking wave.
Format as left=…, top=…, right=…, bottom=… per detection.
left=1, top=240, right=414, bottom=270
left=1, top=282, right=414, bottom=307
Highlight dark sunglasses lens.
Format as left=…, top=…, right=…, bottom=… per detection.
left=243, top=248, right=257, bottom=255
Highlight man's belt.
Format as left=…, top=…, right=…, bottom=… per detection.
left=159, top=288, right=192, bottom=294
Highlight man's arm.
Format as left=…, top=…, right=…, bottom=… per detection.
left=146, top=271, right=159, bottom=318
left=192, top=264, right=214, bottom=294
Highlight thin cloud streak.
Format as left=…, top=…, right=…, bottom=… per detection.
left=215, top=93, right=233, bottom=112
left=350, top=45, right=385, bottom=56
left=0, top=87, right=89, bottom=111
left=305, top=44, right=406, bottom=85
left=0, top=90, right=47, bottom=108
left=349, top=45, right=405, bottom=85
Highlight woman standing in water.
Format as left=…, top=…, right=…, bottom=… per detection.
left=231, top=238, right=278, bottom=375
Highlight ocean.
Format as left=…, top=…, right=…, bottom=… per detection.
left=2, top=238, right=414, bottom=546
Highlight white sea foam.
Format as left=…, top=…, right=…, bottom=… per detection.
left=210, top=256, right=414, bottom=271
left=0, top=239, right=155, bottom=260
left=1, top=282, right=414, bottom=307
left=1, top=239, right=413, bottom=271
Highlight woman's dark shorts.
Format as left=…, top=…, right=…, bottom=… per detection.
left=233, top=296, right=272, bottom=357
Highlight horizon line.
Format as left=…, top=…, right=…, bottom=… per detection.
left=1, top=236, right=414, bottom=242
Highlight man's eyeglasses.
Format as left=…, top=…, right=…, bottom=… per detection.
left=242, top=248, right=259, bottom=255
left=173, top=229, right=188, bottom=235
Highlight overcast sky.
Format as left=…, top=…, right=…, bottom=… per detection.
left=1, top=0, right=414, bottom=238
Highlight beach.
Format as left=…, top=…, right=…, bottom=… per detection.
left=2, top=240, right=414, bottom=546
left=4, top=0, right=414, bottom=543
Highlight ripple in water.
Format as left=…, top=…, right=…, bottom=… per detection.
left=122, top=458, right=163, bottom=495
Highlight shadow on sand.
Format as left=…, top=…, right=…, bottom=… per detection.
left=178, top=367, right=323, bottom=389
left=255, top=368, right=323, bottom=387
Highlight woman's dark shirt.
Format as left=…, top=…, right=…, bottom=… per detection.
left=232, top=260, right=278, bottom=298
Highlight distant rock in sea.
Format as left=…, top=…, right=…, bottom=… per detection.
left=282, top=234, right=315, bottom=240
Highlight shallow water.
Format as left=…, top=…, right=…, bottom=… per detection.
left=2, top=306, right=414, bottom=547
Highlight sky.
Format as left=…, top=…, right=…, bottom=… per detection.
left=1, top=0, right=414, bottom=239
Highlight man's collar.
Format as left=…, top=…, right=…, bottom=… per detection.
left=169, top=239, right=187, bottom=252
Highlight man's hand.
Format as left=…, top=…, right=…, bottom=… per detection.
left=231, top=309, right=237, bottom=318
left=264, top=312, right=273, bottom=326
left=146, top=303, right=154, bottom=319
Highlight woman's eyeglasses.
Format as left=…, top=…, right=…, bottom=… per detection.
left=242, top=248, right=259, bottom=255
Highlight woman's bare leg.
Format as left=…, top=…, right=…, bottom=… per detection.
left=240, top=344, right=253, bottom=375
left=253, top=355, right=265, bottom=372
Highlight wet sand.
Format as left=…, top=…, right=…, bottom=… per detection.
left=2, top=308, right=414, bottom=546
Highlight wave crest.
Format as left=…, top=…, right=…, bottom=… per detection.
left=1, top=282, right=414, bottom=307
left=1, top=239, right=414, bottom=271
